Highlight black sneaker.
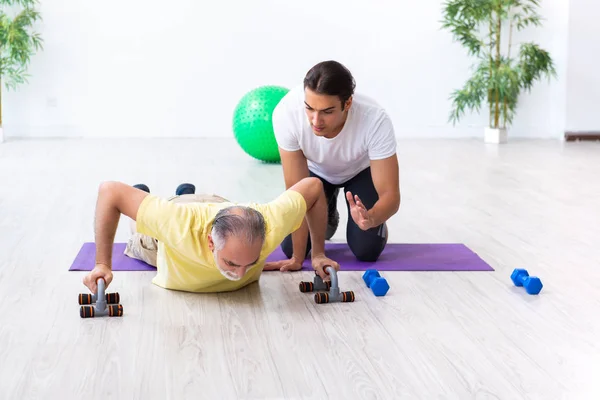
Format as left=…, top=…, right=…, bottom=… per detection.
left=133, top=184, right=150, bottom=193
left=326, top=190, right=339, bottom=240
left=176, top=183, right=195, bottom=195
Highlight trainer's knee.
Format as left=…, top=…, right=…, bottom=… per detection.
left=350, top=244, right=384, bottom=262
left=280, top=235, right=294, bottom=259
left=280, top=234, right=311, bottom=260
left=347, top=226, right=387, bottom=262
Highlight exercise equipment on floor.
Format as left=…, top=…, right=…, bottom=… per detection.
left=510, top=268, right=543, bottom=295
left=78, top=278, right=124, bottom=318
left=232, top=85, right=289, bottom=163
left=299, top=266, right=355, bottom=304
left=362, top=269, right=390, bottom=296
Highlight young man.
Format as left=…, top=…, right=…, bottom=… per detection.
left=267, top=60, right=400, bottom=271
left=82, top=177, right=339, bottom=295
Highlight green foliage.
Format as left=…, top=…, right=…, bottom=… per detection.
left=0, top=0, right=42, bottom=89
left=441, top=0, right=556, bottom=129
left=0, top=0, right=42, bottom=124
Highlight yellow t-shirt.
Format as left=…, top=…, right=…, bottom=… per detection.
left=134, top=189, right=307, bottom=293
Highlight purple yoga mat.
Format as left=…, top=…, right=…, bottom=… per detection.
left=70, top=242, right=156, bottom=271
left=69, top=242, right=494, bottom=272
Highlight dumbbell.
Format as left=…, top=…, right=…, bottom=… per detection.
left=510, top=268, right=543, bottom=295
left=79, top=278, right=124, bottom=318
left=300, top=266, right=355, bottom=304
left=362, top=269, right=390, bottom=296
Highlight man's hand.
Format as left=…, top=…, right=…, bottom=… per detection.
left=83, top=263, right=113, bottom=294
left=311, top=253, right=340, bottom=280
left=346, top=191, right=376, bottom=231
left=263, top=256, right=304, bottom=272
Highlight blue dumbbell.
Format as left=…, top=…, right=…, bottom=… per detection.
left=510, top=268, right=543, bottom=295
left=362, top=269, right=390, bottom=296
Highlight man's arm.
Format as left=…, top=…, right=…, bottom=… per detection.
left=279, top=147, right=311, bottom=261
left=366, top=154, right=401, bottom=228
left=287, top=177, right=327, bottom=260
left=94, top=181, right=149, bottom=268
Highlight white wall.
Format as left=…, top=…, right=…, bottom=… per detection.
left=566, top=0, right=600, bottom=132
left=2, top=0, right=571, bottom=139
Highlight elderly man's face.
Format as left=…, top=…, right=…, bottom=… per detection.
left=209, top=234, right=262, bottom=280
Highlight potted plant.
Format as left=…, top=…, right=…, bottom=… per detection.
left=0, top=0, right=43, bottom=143
left=441, top=0, right=556, bottom=143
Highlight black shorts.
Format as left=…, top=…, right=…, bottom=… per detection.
left=280, top=167, right=388, bottom=262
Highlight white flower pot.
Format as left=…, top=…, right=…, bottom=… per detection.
left=0, top=126, right=3, bottom=144
left=484, top=127, right=507, bottom=144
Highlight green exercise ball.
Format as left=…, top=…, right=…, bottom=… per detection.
left=232, top=85, right=289, bottom=163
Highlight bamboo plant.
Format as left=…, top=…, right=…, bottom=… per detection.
left=0, top=0, right=42, bottom=137
left=441, top=0, right=556, bottom=132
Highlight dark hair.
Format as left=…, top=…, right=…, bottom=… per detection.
left=303, top=60, right=356, bottom=109
left=211, top=206, right=266, bottom=250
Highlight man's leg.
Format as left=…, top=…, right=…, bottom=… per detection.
left=343, top=168, right=388, bottom=261
left=280, top=171, right=339, bottom=259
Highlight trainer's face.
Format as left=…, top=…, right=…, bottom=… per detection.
left=304, top=88, right=351, bottom=138
left=209, top=235, right=262, bottom=281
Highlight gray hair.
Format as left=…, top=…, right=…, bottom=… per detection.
left=210, top=206, right=266, bottom=250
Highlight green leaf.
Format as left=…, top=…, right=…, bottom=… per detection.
left=440, top=0, right=493, bottom=56
left=518, top=42, right=557, bottom=91
left=448, top=57, right=490, bottom=125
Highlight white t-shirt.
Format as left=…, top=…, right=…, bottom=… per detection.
left=272, top=84, right=397, bottom=185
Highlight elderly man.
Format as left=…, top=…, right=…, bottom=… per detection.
left=82, top=177, right=339, bottom=295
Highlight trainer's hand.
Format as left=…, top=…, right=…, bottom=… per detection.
left=311, top=254, right=340, bottom=280
left=83, top=263, right=113, bottom=294
left=263, top=256, right=303, bottom=272
left=346, top=191, right=375, bottom=231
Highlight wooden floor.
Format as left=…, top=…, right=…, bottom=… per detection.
left=0, top=137, right=598, bottom=399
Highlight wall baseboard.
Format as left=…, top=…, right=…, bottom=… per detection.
left=564, top=131, right=600, bottom=141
